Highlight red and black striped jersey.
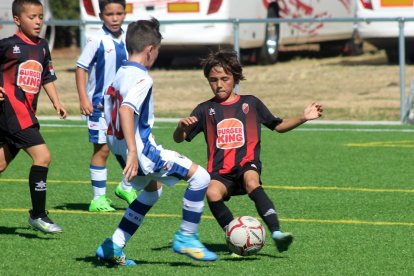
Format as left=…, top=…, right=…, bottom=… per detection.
left=0, top=33, right=56, bottom=133
left=186, top=94, right=283, bottom=174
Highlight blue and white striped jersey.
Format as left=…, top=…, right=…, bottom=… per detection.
left=76, top=25, right=127, bottom=114
left=104, top=61, right=160, bottom=175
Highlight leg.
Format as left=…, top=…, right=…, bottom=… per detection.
left=0, top=142, right=18, bottom=173
left=206, top=180, right=234, bottom=230
left=96, top=179, right=161, bottom=266
left=24, top=144, right=62, bottom=233
left=244, top=170, right=280, bottom=232
left=89, top=143, right=115, bottom=212
left=172, top=163, right=217, bottom=261
left=113, top=155, right=138, bottom=205
left=243, top=170, right=293, bottom=253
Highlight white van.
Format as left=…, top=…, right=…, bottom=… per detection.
left=0, top=0, right=55, bottom=49
left=80, top=0, right=359, bottom=65
left=357, top=0, right=414, bottom=63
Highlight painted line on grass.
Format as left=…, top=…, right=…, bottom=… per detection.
left=38, top=118, right=414, bottom=133
left=0, top=208, right=412, bottom=227
left=1, top=178, right=413, bottom=193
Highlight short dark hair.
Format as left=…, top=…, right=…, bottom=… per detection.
left=126, top=18, right=163, bottom=55
left=12, top=0, right=42, bottom=17
left=201, top=50, right=246, bottom=84
left=99, top=0, right=126, bottom=12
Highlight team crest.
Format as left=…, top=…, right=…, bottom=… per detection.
left=242, top=103, right=249, bottom=114
left=48, top=61, right=55, bottom=76
left=13, top=45, right=20, bottom=54
left=209, top=107, right=215, bottom=115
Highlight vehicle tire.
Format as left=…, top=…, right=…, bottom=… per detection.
left=343, top=29, right=363, bottom=56
left=257, top=7, right=279, bottom=65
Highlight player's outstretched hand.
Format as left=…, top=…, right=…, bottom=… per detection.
left=178, top=116, right=198, bottom=130
left=303, top=102, right=323, bottom=121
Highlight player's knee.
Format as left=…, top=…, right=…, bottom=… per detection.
left=34, top=152, right=51, bottom=167
left=245, top=180, right=261, bottom=194
left=188, top=165, right=210, bottom=190
left=140, top=185, right=163, bottom=205
left=93, top=144, right=110, bottom=159
left=206, top=186, right=222, bottom=201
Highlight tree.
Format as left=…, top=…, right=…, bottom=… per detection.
left=49, top=0, right=80, bottom=48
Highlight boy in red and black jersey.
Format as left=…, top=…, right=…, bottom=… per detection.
left=0, top=0, right=67, bottom=234
left=174, top=50, right=323, bottom=254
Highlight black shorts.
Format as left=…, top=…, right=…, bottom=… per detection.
left=210, top=162, right=262, bottom=201
left=0, top=124, right=45, bottom=157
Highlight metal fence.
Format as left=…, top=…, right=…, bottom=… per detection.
left=1, top=17, right=414, bottom=122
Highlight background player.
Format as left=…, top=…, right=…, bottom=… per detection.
left=173, top=49, right=323, bottom=254
left=0, top=0, right=67, bottom=233
left=75, top=0, right=137, bottom=212
left=95, top=18, right=217, bottom=265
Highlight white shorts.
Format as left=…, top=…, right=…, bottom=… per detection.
left=113, top=147, right=193, bottom=191
left=86, top=114, right=107, bottom=144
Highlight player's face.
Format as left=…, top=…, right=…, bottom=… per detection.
left=100, top=3, right=126, bottom=37
left=14, top=4, right=44, bottom=41
left=207, top=66, right=236, bottom=103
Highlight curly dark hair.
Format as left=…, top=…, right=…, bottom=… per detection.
left=200, top=49, right=246, bottom=84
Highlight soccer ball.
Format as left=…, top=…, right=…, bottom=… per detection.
left=225, top=216, right=266, bottom=256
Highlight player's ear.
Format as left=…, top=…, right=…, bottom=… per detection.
left=13, top=15, right=21, bottom=27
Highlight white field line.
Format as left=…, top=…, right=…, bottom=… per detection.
left=39, top=117, right=414, bottom=132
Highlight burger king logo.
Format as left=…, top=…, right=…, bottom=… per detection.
left=216, top=118, right=245, bottom=149
left=17, top=60, right=43, bottom=94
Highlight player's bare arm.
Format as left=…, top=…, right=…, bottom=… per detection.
left=120, top=105, right=139, bottom=181
left=173, top=116, right=198, bottom=143
left=43, top=82, right=67, bottom=119
left=275, top=102, right=323, bottom=133
left=75, top=67, right=93, bottom=116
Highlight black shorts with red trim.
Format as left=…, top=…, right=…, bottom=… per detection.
left=210, top=161, right=262, bottom=201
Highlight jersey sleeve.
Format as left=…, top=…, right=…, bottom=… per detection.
left=122, top=76, right=153, bottom=114
left=185, top=104, right=205, bottom=141
left=255, top=96, right=283, bottom=130
left=41, top=40, right=57, bottom=85
left=0, top=38, right=7, bottom=63
left=76, top=35, right=99, bottom=70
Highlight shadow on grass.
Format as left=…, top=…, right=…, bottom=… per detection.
left=54, top=203, right=127, bottom=212
left=0, top=225, right=59, bottom=239
left=78, top=255, right=211, bottom=268
left=152, top=242, right=284, bottom=260
left=54, top=203, right=89, bottom=211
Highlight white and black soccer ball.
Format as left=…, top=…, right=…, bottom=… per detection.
left=225, top=216, right=266, bottom=256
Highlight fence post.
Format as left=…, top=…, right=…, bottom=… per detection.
left=398, top=18, right=406, bottom=123
left=233, top=19, right=240, bottom=93
left=79, top=20, right=86, bottom=51
left=232, top=18, right=240, bottom=58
